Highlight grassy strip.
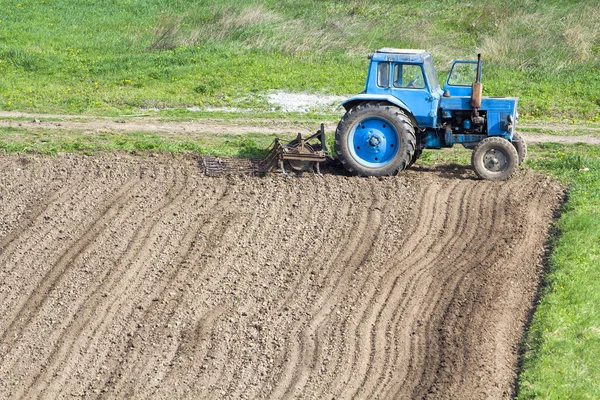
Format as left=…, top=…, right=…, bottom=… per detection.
left=516, top=144, right=600, bottom=399
left=1, top=126, right=599, bottom=396
left=0, top=126, right=280, bottom=158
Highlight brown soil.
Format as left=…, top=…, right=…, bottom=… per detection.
left=0, top=154, right=563, bottom=399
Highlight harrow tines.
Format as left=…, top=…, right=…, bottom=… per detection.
left=199, top=156, right=262, bottom=176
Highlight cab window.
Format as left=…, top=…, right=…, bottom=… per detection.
left=394, top=64, right=425, bottom=89
left=447, top=62, right=477, bottom=86
left=377, top=62, right=390, bottom=87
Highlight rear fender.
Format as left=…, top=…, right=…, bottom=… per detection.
left=340, top=94, right=417, bottom=127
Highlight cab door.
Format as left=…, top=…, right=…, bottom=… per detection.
left=443, top=60, right=478, bottom=97
left=390, top=63, right=439, bottom=128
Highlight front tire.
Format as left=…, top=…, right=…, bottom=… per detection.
left=471, top=137, right=519, bottom=181
left=335, top=102, right=416, bottom=176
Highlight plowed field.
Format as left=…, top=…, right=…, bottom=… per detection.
left=0, top=154, right=563, bottom=399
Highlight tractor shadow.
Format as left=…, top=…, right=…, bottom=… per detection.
left=409, top=164, right=478, bottom=181
left=198, top=155, right=478, bottom=181
left=321, top=161, right=478, bottom=181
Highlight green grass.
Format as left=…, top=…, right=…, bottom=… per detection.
left=516, top=143, right=600, bottom=399
left=0, top=126, right=281, bottom=157
left=1, top=0, right=599, bottom=120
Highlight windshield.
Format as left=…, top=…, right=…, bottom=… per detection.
left=423, top=55, right=440, bottom=91
left=447, top=61, right=477, bottom=86
left=393, top=64, right=425, bottom=89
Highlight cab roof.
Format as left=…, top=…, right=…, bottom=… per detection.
left=372, top=48, right=431, bottom=63
left=376, top=48, right=426, bottom=54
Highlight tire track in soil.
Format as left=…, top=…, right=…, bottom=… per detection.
left=215, top=180, right=324, bottom=399
left=213, top=182, right=306, bottom=398
left=172, top=184, right=292, bottom=399
left=265, top=205, right=362, bottom=398
left=381, top=182, right=497, bottom=398
left=24, top=164, right=188, bottom=399
left=351, top=180, right=472, bottom=399
left=403, top=182, right=502, bottom=399
left=271, top=179, right=388, bottom=399
left=0, top=176, right=153, bottom=396
left=216, top=177, right=353, bottom=399
left=373, top=182, right=487, bottom=399
left=131, top=187, right=257, bottom=398
left=346, top=181, right=463, bottom=397
left=0, top=154, right=564, bottom=400
left=0, top=166, right=85, bottom=267
left=355, top=180, right=470, bottom=398
left=420, top=183, right=514, bottom=398
left=313, top=180, right=442, bottom=398
left=425, top=181, right=528, bottom=398
left=155, top=176, right=286, bottom=400
left=420, top=177, right=555, bottom=398
left=0, top=173, right=144, bottom=361
left=106, top=187, right=233, bottom=398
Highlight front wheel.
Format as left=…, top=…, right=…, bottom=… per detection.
left=335, top=102, right=416, bottom=176
left=471, top=137, right=519, bottom=181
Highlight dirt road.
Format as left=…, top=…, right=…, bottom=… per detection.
left=1, top=111, right=600, bottom=144
left=0, top=154, right=563, bottom=399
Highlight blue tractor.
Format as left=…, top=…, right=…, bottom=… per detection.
left=335, top=49, right=526, bottom=180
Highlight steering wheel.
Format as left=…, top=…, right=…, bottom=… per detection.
left=406, top=78, right=418, bottom=88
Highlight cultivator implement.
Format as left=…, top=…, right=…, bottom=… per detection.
left=200, top=124, right=329, bottom=176
left=260, top=123, right=328, bottom=174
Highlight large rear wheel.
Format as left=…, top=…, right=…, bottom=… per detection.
left=408, top=149, right=423, bottom=168
left=335, top=102, right=416, bottom=176
left=471, top=136, right=519, bottom=181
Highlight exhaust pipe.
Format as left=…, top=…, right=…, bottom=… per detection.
left=471, top=54, right=485, bottom=126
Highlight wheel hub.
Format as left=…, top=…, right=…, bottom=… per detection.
left=368, top=133, right=382, bottom=147
left=483, top=149, right=507, bottom=172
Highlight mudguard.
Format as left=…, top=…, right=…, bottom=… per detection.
left=340, top=94, right=413, bottom=115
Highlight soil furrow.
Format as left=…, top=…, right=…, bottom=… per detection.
left=0, top=174, right=143, bottom=363
left=25, top=164, right=187, bottom=399
left=270, top=201, right=373, bottom=399
left=262, top=181, right=354, bottom=399
left=370, top=180, right=471, bottom=398
left=0, top=167, right=85, bottom=266
left=107, top=184, right=232, bottom=398
left=0, top=154, right=564, bottom=400
left=406, top=182, right=498, bottom=399
left=360, top=181, right=473, bottom=399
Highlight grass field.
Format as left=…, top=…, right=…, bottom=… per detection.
left=1, top=0, right=599, bottom=120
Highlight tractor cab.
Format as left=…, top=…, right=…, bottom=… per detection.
left=345, top=49, right=444, bottom=128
